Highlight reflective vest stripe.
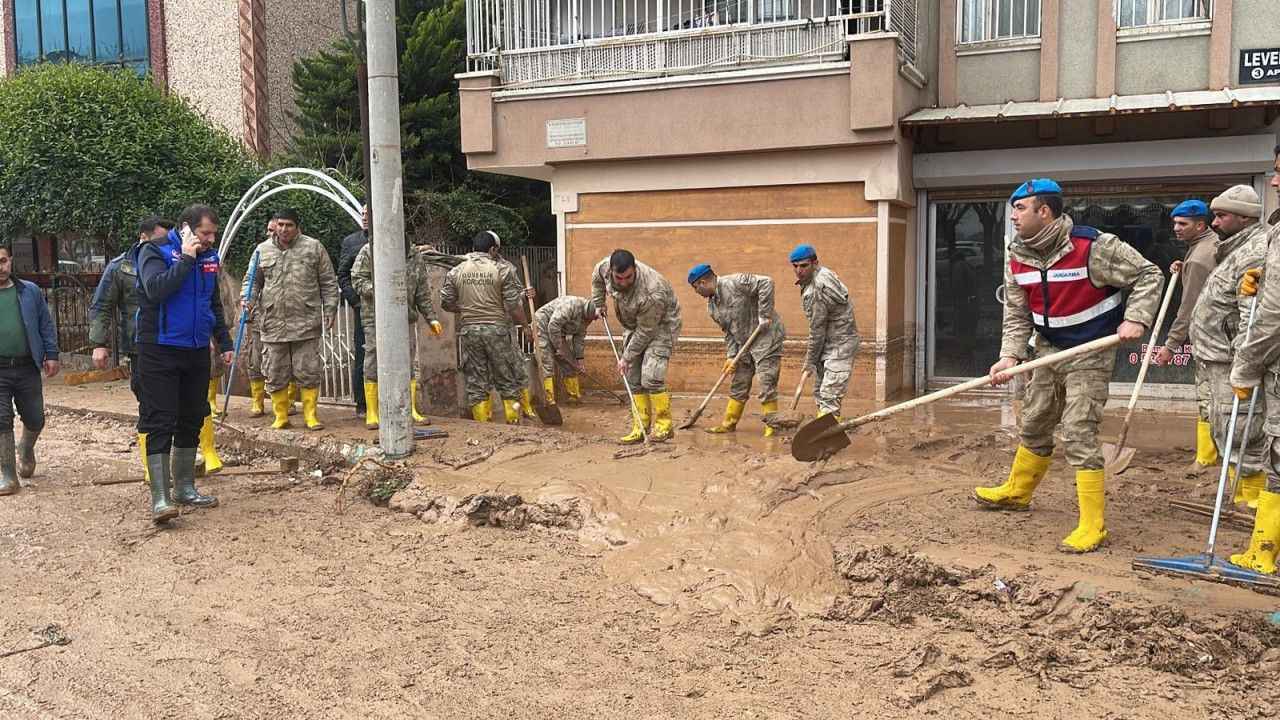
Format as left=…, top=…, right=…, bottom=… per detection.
left=1029, top=292, right=1122, bottom=328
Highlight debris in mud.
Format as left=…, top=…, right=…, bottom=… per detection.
left=387, top=487, right=584, bottom=531
left=0, top=624, right=71, bottom=659
left=896, top=669, right=972, bottom=708
left=613, top=444, right=677, bottom=460
left=434, top=446, right=495, bottom=469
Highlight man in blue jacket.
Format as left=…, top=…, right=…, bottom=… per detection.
left=0, top=244, right=60, bottom=495
left=132, top=205, right=234, bottom=524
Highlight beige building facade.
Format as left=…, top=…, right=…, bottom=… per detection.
left=459, top=0, right=1280, bottom=402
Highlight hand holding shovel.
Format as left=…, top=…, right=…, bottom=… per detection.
left=678, top=324, right=765, bottom=430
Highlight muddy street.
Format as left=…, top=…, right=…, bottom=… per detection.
left=1, top=380, right=1278, bottom=719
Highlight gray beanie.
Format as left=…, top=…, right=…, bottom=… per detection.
left=1210, top=185, right=1262, bottom=219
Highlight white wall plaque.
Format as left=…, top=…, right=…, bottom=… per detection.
left=546, top=118, right=587, bottom=148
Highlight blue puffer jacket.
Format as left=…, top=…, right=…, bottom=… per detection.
left=12, top=279, right=59, bottom=368
left=132, top=230, right=232, bottom=351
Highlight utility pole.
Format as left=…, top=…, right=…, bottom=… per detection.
left=365, top=0, right=412, bottom=457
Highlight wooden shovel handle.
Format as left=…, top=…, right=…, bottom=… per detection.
left=689, top=323, right=766, bottom=417
left=817, top=333, right=1124, bottom=441
left=1114, top=270, right=1181, bottom=449
left=520, top=257, right=548, bottom=380
left=790, top=369, right=811, bottom=410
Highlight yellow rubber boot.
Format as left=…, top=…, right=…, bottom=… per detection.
left=138, top=433, right=150, bottom=482
left=249, top=379, right=266, bottom=417
left=1230, top=489, right=1280, bottom=575
left=620, top=394, right=651, bottom=444
left=364, top=381, right=380, bottom=430
left=706, top=398, right=744, bottom=434
left=411, top=380, right=428, bottom=424
left=1061, top=469, right=1108, bottom=553
left=542, top=377, right=557, bottom=406
left=287, top=382, right=299, bottom=416
left=1234, top=470, right=1266, bottom=509
left=650, top=391, right=675, bottom=442
left=519, top=389, right=538, bottom=419
left=564, top=376, right=582, bottom=404
left=1195, top=419, right=1219, bottom=466
left=503, top=399, right=521, bottom=425
left=471, top=400, right=493, bottom=423
left=975, top=446, right=1052, bottom=510
left=208, top=378, right=220, bottom=418
left=761, top=400, right=779, bottom=438
left=199, top=417, right=223, bottom=475
left=300, top=387, right=323, bottom=430
left=270, top=389, right=292, bottom=429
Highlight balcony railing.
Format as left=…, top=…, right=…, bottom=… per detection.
left=466, top=0, right=920, bottom=87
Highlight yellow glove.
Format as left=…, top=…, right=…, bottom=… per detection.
left=1234, top=386, right=1254, bottom=401
left=429, top=320, right=443, bottom=336
left=722, top=359, right=736, bottom=374
left=1241, top=267, right=1263, bottom=297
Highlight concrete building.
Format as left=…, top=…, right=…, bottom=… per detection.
left=458, top=0, right=1280, bottom=402
left=1, top=0, right=344, bottom=156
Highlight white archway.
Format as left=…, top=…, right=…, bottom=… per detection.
left=218, top=168, right=362, bottom=260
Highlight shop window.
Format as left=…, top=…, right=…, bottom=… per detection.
left=13, top=0, right=149, bottom=73
left=958, top=0, right=1040, bottom=44
left=1116, top=0, right=1210, bottom=29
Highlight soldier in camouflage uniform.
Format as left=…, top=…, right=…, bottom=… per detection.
left=242, top=209, right=339, bottom=431
left=1189, top=186, right=1269, bottom=507
left=1153, top=200, right=1220, bottom=469
left=688, top=264, right=786, bottom=437
left=1228, top=149, right=1280, bottom=575
left=788, top=245, right=859, bottom=419
left=532, top=295, right=595, bottom=406
left=241, top=220, right=276, bottom=418
left=591, top=249, right=683, bottom=443
left=351, top=240, right=443, bottom=429
left=977, top=179, right=1161, bottom=554
left=440, top=231, right=526, bottom=423
left=493, top=246, right=537, bottom=420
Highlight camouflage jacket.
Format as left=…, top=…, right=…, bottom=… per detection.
left=535, top=295, right=593, bottom=360
left=88, top=250, right=139, bottom=354
left=1164, top=227, right=1218, bottom=350
left=799, top=266, right=859, bottom=370
left=708, top=273, right=785, bottom=362
left=1230, top=214, right=1280, bottom=389
left=590, top=256, right=683, bottom=364
left=350, top=244, right=439, bottom=325
left=1000, top=215, right=1162, bottom=360
left=243, top=234, right=340, bottom=343
left=440, top=252, right=523, bottom=327
left=1189, top=221, right=1268, bottom=363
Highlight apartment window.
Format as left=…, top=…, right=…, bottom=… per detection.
left=958, top=0, right=1040, bottom=44
left=13, top=0, right=150, bottom=72
left=1116, top=0, right=1210, bottom=29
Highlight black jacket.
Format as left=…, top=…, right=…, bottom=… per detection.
left=336, top=230, right=369, bottom=307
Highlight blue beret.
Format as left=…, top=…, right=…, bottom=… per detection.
left=1009, top=178, right=1062, bottom=205
left=1170, top=199, right=1210, bottom=219
left=687, top=263, right=713, bottom=284
left=789, top=244, right=817, bottom=263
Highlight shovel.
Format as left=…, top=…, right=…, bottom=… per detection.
left=1102, top=269, right=1181, bottom=475
left=764, top=368, right=812, bottom=430
left=678, top=324, right=765, bottom=430
left=602, top=316, right=648, bottom=445
left=520, top=257, right=563, bottom=426
left=791, top=334, right=1124, bottom=462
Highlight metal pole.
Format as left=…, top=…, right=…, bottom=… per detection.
left=365, top=0, right=413, bottom=458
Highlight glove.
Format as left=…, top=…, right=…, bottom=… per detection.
left=722, top=359, right=736, bottom=375
left=1234, top=386, right=1255, bottom=401
left=1241, top=267, right=1263, bottom=297
left=429, top=320, right=443, bottom=336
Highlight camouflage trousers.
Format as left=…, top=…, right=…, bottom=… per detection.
left=244, top=324, right=266, bottom=382
left=511, top=328, right=530, bottom=387
left=622, top=329, right=677, bottom=393
left=361, top=316, right=417, bottom=382
left=814, top=352, right=853, bottom=416
left=729, top=352, right=782, bottom=404
left=262, top=337, right=324, bottom=392
left=1202, top=359, right=1266, bottom=477
left=1020, top=340, right=1114, bottom=470
left=536, top=332, right=584, bottom=379
left=1193, top=357, right=1212, bottom=421
left=460, top=324, right=524, bottom=405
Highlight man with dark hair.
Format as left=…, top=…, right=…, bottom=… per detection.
left=243, top=208, right=340, bottom=430
left=0, top=244, right=59, bottom=496
left=1153, top=200, right=1219, bottom=469
left=440, top=230, right=526, bottom=423
left=590, top=248, right=682, bottom=443
left=132, top=205, right=233, bottom=522
left=336, top=205, right=370, bottom=417
left=978, top=179, right=1161, bottom=553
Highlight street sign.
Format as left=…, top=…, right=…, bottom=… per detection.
left=1240, top=48, right=1280, bottom=85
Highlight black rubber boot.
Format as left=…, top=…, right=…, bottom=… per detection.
left=17, top=429, right=39, bottom=479
left=0, top=432, right=19, bottom=496
left=172, top=447, right=218, bottom=508
left=146, top=454, right=179, bottom=524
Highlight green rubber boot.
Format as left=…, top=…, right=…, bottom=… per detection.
left=172, top=447, right=219, bottom=508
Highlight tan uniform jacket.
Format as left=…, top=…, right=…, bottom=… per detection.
left=1230, top=215, right=1280, bottom=389
left=350, top=244, right=439, bottom=325
left=1164, top=228, right=1218, bottom=350
left=590, top=257, right=682, bottom=365
left=800, top=266, right=859, bottom=370
left=536, top=295, right=593, bottom=360
left=709, top=273, right=785, bottom=362
left=244, top=234, right=340, bottom=343
left=1188, top=222, right=1269, bottom=363
left=440, top=252, right=522, bottom=327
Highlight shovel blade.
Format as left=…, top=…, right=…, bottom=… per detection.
left=790, top=413, right=850, bottom=462
left=534, top=400, right=563, bottom=426
left=1132, top=553, right=1280, bottom=595
left=677, top=407, right=704, bottom=430
left=1102, top=442, right=1136, bottom=475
